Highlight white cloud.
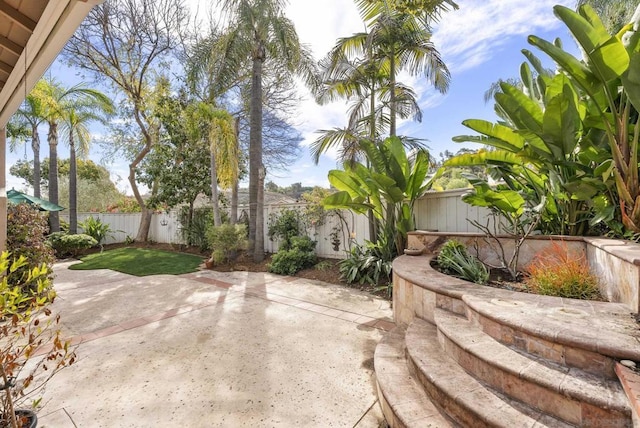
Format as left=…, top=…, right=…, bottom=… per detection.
left=432, top=0, right=574, bottom=73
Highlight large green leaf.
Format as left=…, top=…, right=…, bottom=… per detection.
left=554, top=5, right=629, bottom=82
left=542, top=85, right=580, bottom=157
left=327, top=169, right=365, bottom=199
left=528, top=35, right=599, bottom=96
left=405, top=150, right=430, bottom=199
left=622, top=51, right=640, bottom=112
left=322, top=191, right=371, bottom=214
left=459, top=119, right=526, bottom=151
left=496, top=83, right=544, bottom=136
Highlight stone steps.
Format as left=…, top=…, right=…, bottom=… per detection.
left=405, top=319, right=573, bottom=428
left=378, top=253, right=639, bottom=428
left=434, top=308, right=632, bottom=426
left=374, top=326, right=457, bottom=427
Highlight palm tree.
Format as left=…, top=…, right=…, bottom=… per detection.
left=60, top=95, right=114, bottom=234
left=36, top=79, right=116, bottom=233
left=11, top=82, right=48, bottom=197
left=185, top=102, right=238, bottom=227
left=213, top=0, right=317, bottom=262
left=364, top=8, right=450, bottom=136
left=313, top=41, right=423, bottom=165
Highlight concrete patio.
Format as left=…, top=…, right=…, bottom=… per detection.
left=35, top=261, right=394, bottom=427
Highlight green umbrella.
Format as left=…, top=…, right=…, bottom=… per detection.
left=7, top=189, right=65, bottom=212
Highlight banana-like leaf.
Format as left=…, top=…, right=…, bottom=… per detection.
left=554, top=5, right=629, bottom=83
left=528, top=35, right=599, bottom=96
left=459, top=119, right=526, bottom=151
left=622, top=51, right=640, bottom=113
left=496, top=83, right=544, bottom=136
left=322, top=191, right=371, bottom=214
left=444, top=151, right=522, bottom=167
left=406, top=150, right=430, bottom=199
left=328, top=169, right=364, bottom=199
left=542, top=85, right=580, bottom=157
left=462, top=187, right=525, bottom=216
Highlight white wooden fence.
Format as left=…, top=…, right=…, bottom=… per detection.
left=62, top=189, right=491, bottom=258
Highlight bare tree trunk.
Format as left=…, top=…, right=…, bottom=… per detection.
left=256, top=164, right=265, bottom=261
left=48, top=122, right=60, bottom=233
left=137, top=208, right=153, bottom=243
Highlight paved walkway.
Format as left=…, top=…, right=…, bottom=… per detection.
left=36, top=261, right=393, bottom=427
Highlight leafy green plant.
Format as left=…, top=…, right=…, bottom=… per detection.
left=6, top=203, right=55, bottom=294
left=0, top=252, right=76, bottom=428
left=525, top=241, right=600, bottom=299
left=268, top=208, right=307, bottom=250
left=268, top=236, right=317, bottom=275
left=47, top=232, right=98, bottom=258
left=178, top=206, right=213, bottom=251
left=437, top=240, right=489, bottom=285
left=529, top=4, right=640, bottom=233
left=206, top=223, right=248, bottom=265
left=339, top=238, right=393, bottom=289
left=323, top=136, right=431, bottom=256
left=78, top=216, right=112, bottom=245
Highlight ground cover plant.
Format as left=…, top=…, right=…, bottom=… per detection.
left=69, top=247, right=204, bottom=276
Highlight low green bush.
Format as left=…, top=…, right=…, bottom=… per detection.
left=48, top=233, right=98, bottom=258
left=268, top=250, right=317, bottom=275
left=436, top=240, right=489, bottom=285
left=79, top=216, right=112, bottom=244
left=339, top=239, right=393, bottom=288
left=206, top=223, right=248, bottom=265
left=268, top=236, right=317, bottom=275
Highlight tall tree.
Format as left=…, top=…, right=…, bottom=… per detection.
left=60, top=93, right=114, bottom=234
left=361, top=6, right=451, bottom=136
left=64, top=0, right=189, bottom=242
left=213, top=0, right=317, bottom=262
left=34, top=79, right=110, bottom=233
left=10, top=81, right=48, bottom=198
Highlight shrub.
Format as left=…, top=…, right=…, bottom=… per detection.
left=268, top=236, right=317, bottom=275
left=525, top=241, right=601, bottom=300
left=268, top=208, right=306, bottom=250
left=437, top=240, right=489, bottom=285
left=206, top=223, right=248, bottom=264
left=268, top=250, right=317, bottom=276
left=6, top=203, right=55, bottom=293
left=0, top=251, right=75, bottom=424
left=78, top=216, right=112, bottom=244
left=178, top=207, right=213, bottom=251
left=48, top=232, right=98, bottom=258
left=339, top=239, right=393, bottom=287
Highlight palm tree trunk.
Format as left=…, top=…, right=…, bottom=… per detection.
left=389, top=52, right=397, bottom=137
left=31, top=127, right=41, bottom=198
left=210, top=148, right=222, bottom=226
left=48, top=122, right=60, bottom=233
left=69, top=135, right=78, bottom=234
left=231, top=179, right=238, bottom=225
left=249, top=47, right=265, bottom=262
left=230, top=117, right=240, bottom=225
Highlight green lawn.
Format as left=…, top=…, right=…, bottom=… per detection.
left=69, top=247, right=205, bottom=276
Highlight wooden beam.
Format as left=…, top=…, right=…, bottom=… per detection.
left=0, top=35, right=22, bottom=57
left=0, top=59, right=12, bottom=76
left=0, top=1, right=37, bottom=33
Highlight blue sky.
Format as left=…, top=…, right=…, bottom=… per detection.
left=6, top=0, right=578, bottom=194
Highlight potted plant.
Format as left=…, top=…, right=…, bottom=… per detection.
left=0, top=252, right=75, bottom=428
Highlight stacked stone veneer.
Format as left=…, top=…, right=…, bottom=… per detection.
left=406, top=232, right=640, bottom=313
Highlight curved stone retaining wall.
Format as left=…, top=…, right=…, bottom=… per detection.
left=406, top=232, right=640, bottom=313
